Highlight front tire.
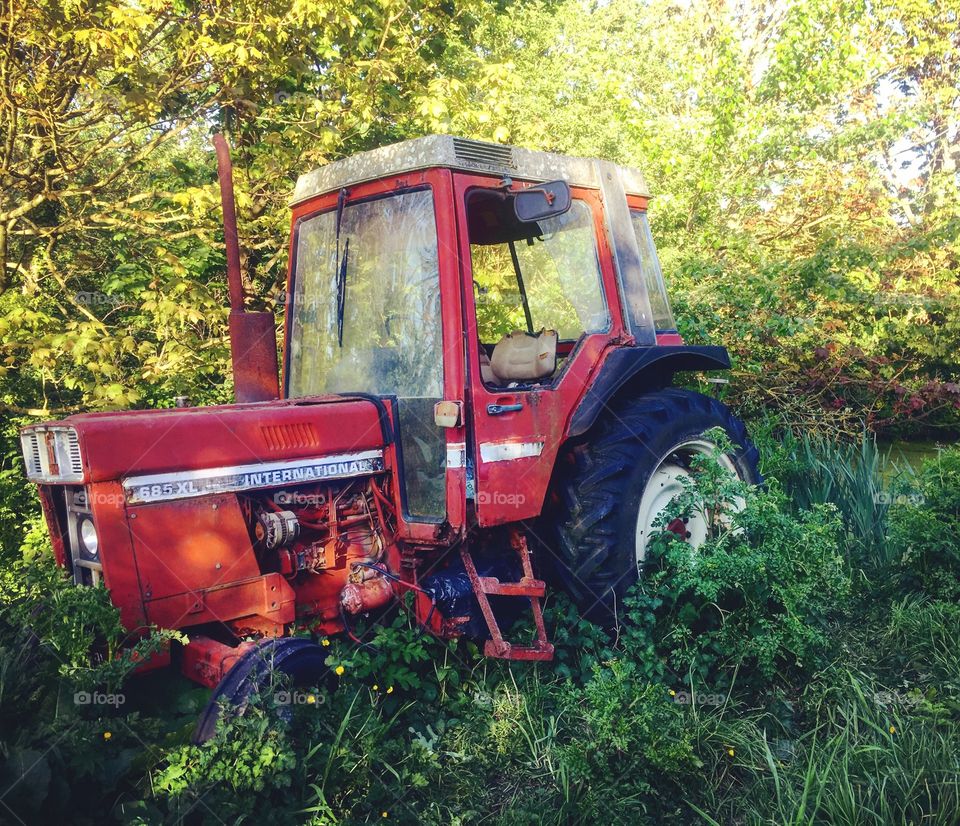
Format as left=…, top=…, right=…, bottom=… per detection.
left=193, top=637, right=329, bottom=743
left=553, top=388, right=760, bottom=620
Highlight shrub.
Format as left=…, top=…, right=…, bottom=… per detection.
left=888, top=448, right=960, bottom=600
left=751, top=423, right=914, bottom=571
left=622, top=454, right=851, bottom=692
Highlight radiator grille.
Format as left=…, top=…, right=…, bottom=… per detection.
left=65, top=429, right=83, bottom=476
left=20, top=426, right=84, bottom=482
left=21, top=431, right=42, bottom=477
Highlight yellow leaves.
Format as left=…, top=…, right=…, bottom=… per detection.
left=104, top=383, right=126, bottom=400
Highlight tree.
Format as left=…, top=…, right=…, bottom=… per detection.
left=485, top=0, right=959, bottom=434
left=0, top=0, right=509, bottom=411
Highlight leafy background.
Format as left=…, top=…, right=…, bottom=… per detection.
left=0, top=0, right=958, bottom=823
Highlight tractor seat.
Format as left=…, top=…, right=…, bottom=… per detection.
left=481, top=329, right=558, bottom=386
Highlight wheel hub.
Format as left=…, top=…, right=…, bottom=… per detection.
left=634, top=438, right=742, bottom=567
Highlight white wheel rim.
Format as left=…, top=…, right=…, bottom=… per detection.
left=634, top=438, right=743, bottom=567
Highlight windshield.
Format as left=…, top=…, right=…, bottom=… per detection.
left=286, top=188, right=445, bottom=520
left=287, top=188, right=442, bottom=399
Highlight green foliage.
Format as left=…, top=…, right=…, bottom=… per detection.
left=880, top=596, right=960, bottom=696
left=485, top=0, right=960, bottom=437
left=560, top=661, right=699, bottom=785
left=889, top=448, right=960, bottom=599
left=332, top=597, right=466, bottom=698
left=693, top=670, right=960, bottom=825
left=622, top=449, right=850, bottom=691
left=1, top=0, right=511, bottom=417
left=1, top=436, right=959, bottom=823
left=760, top=427, right=907, bottom=567
left=0, top=550, right=184, bottom=823
left=0, top=0, right=958, bottom=822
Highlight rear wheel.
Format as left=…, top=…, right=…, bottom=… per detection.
left=553, top=388, right=760, bottom=619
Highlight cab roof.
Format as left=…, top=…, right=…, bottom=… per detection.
left=291, top=134, right=650, bottom=206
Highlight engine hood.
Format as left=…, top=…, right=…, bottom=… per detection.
left=28, top=395, right=391, bottom=487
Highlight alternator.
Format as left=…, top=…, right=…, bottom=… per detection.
left=255, top=510, right=300, bottom=549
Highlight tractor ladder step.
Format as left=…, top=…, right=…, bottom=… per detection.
left=460, top=530, right=554, bottom=662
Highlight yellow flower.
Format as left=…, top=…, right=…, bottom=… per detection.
left=386, top=686, right=394, bottom=694
left=306, top=694, right=316, bottom=705
left=727, top=748, right=735, bottom=757
left=335, top=665, right=345, bottom=676
left=889, top=725, right=896, bottom=734
left=103, top=731, right=112, bottom=741
left=321, top=638, right=330, bottom=647
left=381, top=813, right=389, bottom=819
left=373, top=684, right=379, bottom=691
left=669, top=689, right=676, bottom=697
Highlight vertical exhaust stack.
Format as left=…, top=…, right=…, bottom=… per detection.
left=213, top=134, right=281, bottom=404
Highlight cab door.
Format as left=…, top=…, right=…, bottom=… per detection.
left=453, top=173, right=625, bottom=526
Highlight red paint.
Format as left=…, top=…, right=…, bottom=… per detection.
left=340, top=575, right=394, bottom=614
left=67, top=397, right=384, bottom=482
left=182, top=635, right=257, bottom=689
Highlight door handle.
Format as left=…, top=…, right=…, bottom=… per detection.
left=487, top=402, right=523, bottom=415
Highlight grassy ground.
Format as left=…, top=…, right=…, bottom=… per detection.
left=0, top=426, right=958, bottom=825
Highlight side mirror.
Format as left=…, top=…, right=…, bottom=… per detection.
left=513, top=180, right=571, bottom=223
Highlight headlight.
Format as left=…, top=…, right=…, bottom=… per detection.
left=20, top=426, right=84, bottom=483
left=78, top=517, right=99, bottom=558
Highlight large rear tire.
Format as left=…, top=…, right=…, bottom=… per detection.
left=552, top=388, right=760, bottom=620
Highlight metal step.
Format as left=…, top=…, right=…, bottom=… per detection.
left=460, top=530, right=554, bottom=662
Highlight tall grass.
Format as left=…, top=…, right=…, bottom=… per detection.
left=758, top=426, right=916, bottom=571
left=690, top=669, right=960, bottom=825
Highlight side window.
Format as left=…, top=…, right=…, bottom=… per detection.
left=470, top=197, right=609, bottom=345
left=629, top=210, right=676, bottom=332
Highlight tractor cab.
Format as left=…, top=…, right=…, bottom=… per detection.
left=274, top=136, right=685, bottom=538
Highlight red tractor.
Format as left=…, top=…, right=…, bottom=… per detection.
left=20, top=135, right=758, bottom=736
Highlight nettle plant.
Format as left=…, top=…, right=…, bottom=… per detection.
left=623, top=428, right=851, bottom=693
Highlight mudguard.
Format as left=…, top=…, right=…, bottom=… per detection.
left=567, top=345, right=731, bottom=438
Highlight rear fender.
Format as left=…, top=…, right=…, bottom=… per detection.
left=567, top=345, right=730, bottom=438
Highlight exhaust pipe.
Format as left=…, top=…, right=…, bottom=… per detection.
left=213, top=134, right=280, bottom=403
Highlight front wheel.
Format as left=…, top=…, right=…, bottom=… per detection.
left=553, top=388, right=760, bottom=620
left=193, top=637, right=329, bottom=743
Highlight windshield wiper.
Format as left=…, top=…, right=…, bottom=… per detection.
left=336, top=237, right=349, bottom=347
left=333, top=187, right=349, bottom=347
